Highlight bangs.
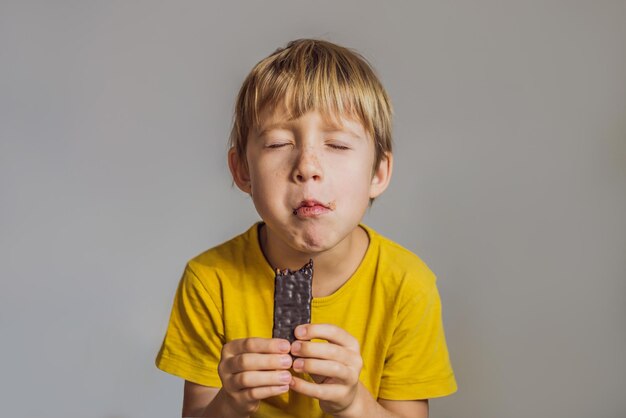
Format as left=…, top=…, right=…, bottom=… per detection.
left=250, top=47, right=378, bottom=133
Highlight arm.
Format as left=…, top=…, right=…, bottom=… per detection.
left=182, top=381, right=218, bottom=417
left=334, top=383, right=429, bottom=418
left=378, top=399, right=428, bottom=418
left=182, top=381, right=256, bottom=418
left=290, top=379, right=428, bottom=418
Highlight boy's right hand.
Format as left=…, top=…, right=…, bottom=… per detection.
left=217, top=338, right=293, bottom=415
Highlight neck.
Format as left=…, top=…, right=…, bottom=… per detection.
left=259, top=223, right=369, bottom=298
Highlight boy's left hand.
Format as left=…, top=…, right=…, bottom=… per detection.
left=289, top=323, right=363, bottom=415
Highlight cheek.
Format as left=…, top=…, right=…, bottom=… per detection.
left=334, top=165, right=374, bottom=202
left=250, top=164, right=286, bottom=193
left=247, top=157, right=271, bottom=186
left=247, top=164, right=289, bottom=217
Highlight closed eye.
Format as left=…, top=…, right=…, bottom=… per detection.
left=327, top=143, right=350, bottom=150
left=265, top=143, right=291, bottom=149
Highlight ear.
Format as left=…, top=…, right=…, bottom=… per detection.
left=228, top=147, right=252, bottom=194
left=369, top=152, right=393, bottom=199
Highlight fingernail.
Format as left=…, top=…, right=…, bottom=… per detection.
left=280, top=355, right=292, bottom=367
left=291, top=341, right=301, bottom=354
left=279, top=372, right=292, bottom=383
left=279, top=340, right=290, bottom=351
left=279, top=385, right=289, bottom=393
left=295, top=326, right=306, bottom=338
left=293, top=359, right=304, bottom=370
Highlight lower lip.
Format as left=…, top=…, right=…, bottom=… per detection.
left=294, top=205, right=331, bottom=218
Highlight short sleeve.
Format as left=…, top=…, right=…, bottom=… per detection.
left=378, top=279, right=457, bottom=400
left=155, top=265, right=224, bottom=387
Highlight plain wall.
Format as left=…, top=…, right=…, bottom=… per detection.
left=1, top=1, right=625, bottom=417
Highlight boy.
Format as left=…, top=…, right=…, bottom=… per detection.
left=156, top=39, right=457, bottom=417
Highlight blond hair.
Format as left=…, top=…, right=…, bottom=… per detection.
left=229, top=39, right=393, bottom=170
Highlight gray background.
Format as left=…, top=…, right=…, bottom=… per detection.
left=1, top=1, right=625, bottom=417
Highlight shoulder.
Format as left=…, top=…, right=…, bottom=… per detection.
left=363, top=225, right=437, bottom=299
left=178, top=223, right=262, bottom=300
left=186, top=223, right=258, bottom=275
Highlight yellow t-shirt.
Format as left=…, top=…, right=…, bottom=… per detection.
left=156, top=223, right=457, bottom=417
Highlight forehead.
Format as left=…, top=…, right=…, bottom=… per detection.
left=253, top=103, right=367, bottom=138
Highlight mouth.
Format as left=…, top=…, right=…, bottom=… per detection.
left=292, top=199, right=336, bottom=218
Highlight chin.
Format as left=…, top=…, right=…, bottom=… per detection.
left=292, top=225, right=343, bottom=254
left=291, top=234, right=327, bottom=253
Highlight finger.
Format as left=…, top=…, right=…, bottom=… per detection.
left=229, top=370, right=293, bottom=390
left=291, top=340, right=352, bottom=365
left=292, top=357, right=354, bottom=383
left=288, top=375, right=345, bottom=401
left=223, top=352, right=293, bottom=373
left=295, top=324, right=359, bottom=352
left=224, top=338, right=291, bottom=357
left=239, top=384, right=290, bottom=402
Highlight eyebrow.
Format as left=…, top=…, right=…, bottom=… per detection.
left=256, top=122, right=292, bottom=138
left=256, top=122, right=363, bottom=140
left=321, top=127, right=363, bottom=140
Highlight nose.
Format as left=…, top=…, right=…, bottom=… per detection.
left=292, top=146, right=323, bottom=183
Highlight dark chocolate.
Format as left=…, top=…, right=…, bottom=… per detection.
left=272, top=259, right=313, bottom=343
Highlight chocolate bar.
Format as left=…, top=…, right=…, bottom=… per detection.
left=272, top=259, right=313, bottom=343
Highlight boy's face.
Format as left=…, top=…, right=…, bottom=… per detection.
left=229, top=105, right=392, bottom=255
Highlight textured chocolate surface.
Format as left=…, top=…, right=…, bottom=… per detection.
left=272, top=259, right=313, bottom=343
